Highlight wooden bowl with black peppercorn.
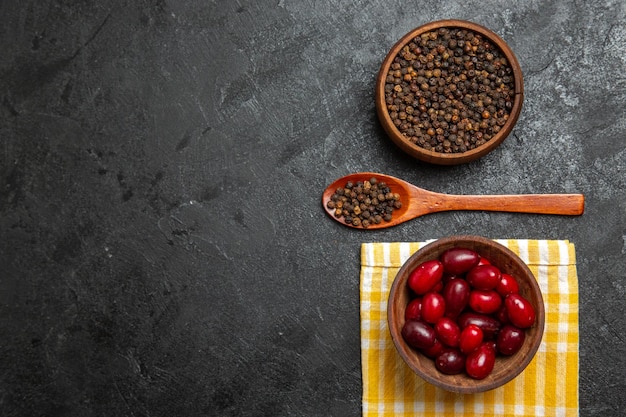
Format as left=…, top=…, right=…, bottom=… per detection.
left=387, top=236, right=544, bottom=393
left=376, top=20, right=524, bottom=165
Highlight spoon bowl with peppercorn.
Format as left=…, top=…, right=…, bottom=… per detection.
left=375, top=20, right=524, bottom=165
left=322, top=173, right=584, bottom=229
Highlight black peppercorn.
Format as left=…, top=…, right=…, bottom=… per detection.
left=329, top=177, right=402, bottom=228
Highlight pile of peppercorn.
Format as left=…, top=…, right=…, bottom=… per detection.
left=384, top=27, right=515, bottom=154
left=326, top=177, right=402, bottom=228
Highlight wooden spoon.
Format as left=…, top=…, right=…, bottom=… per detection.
left=322, top=172, right=585, bottom=229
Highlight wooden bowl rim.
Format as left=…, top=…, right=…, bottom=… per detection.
left=375, top=20, right=524, bottom=165
left=387, top=235, right=545, bottom=393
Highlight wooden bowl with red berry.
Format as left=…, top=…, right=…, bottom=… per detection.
left=387, top=235, right=544, bottom=393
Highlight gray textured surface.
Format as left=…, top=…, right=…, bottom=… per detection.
left=1, top=0, right=625, bottom=416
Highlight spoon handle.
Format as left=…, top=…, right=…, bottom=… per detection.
left=427, top=193, right=585, bottom=216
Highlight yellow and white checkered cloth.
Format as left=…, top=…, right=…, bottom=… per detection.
left=360, top=240, right=579, bottom=417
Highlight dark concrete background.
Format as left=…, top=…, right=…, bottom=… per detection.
left=1, top=0, right=625, bottom=416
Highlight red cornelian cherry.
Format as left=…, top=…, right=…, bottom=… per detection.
left=435, top=348, right=466, bottom=375
left=466, top=342, right=496, bottom=379
left=496, top=273, right=520, bottom=297
left=504, top=293, right=536, bottom=328
left=497, top=324, right=526, bottom=355
left=442, top=278, right=470, bottom=318
left=405, top=298, right=422, bottom=321
left=408, top=260, right=444, bottom=294
left=434, top=317, right=461, bottom=347
left=440, top=248, right=480, bottom=274
left=467, top=264, right=502, bottom=290
left=459, top=324, right=483, bottom=354
left=402, top=320, right=435, bottom=349
left=421, top=292, right=446, bottom=324
left=468, top=289, right=502, bottom=314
